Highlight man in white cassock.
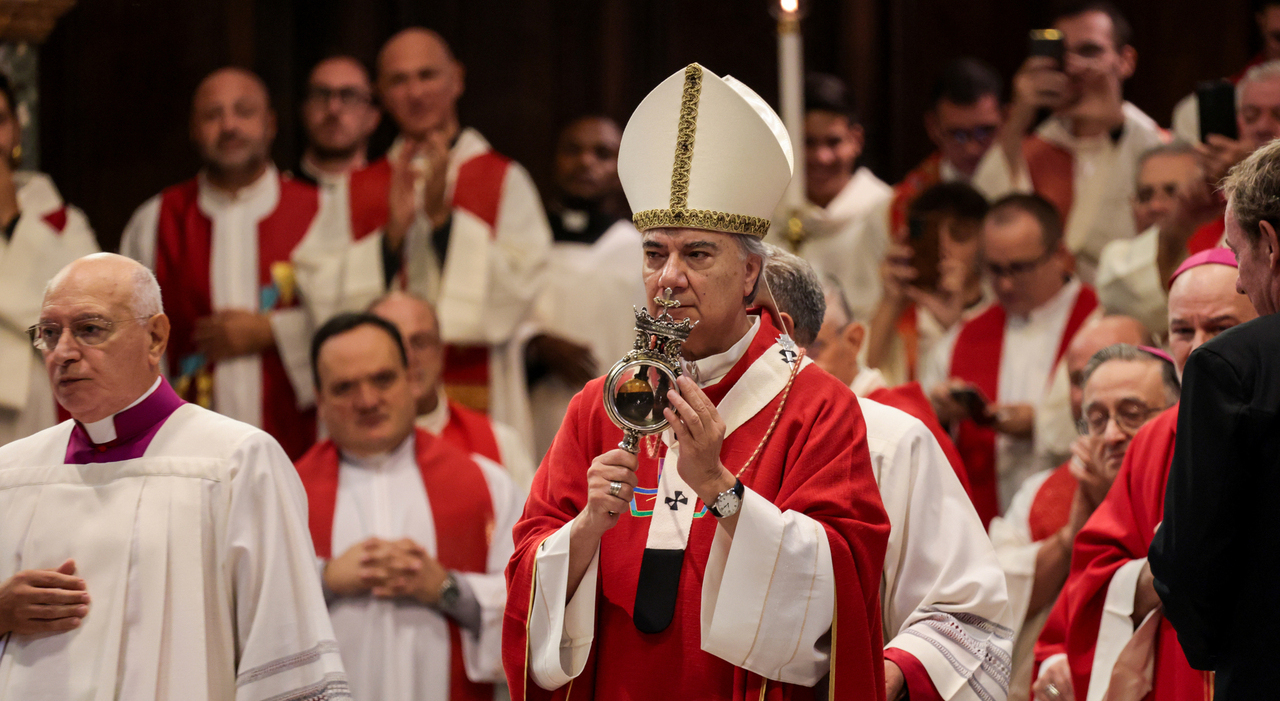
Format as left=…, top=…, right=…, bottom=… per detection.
left=120, top=67, right=342, bottom=461
left=0, top=72, right=98, bottom=447
left=293, top=28, right=551, bottom=446
left=765, top=73, right=892, bottom=323
left=764, top=248, right=1016, bottom=701
left=0, top=253, right=348, bottom=700
left=294, top=312, right=522, bottom=701
left=973, top=3, right=1164, bottom=283
left=503, top=63, right=890, bottom=701
left=525, top=115, right=646, bottom=459
left=370, top=290, right=536, bottom=491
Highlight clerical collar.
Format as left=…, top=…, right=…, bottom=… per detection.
left=82, top=376, right=162, bottom=444
left=681, top=317, right=760, bottom=387
left=340, top=431, right=415, bottom=472
left=416, top=388, right=451, bottom=435
left=849, top=367, right=888, bottom=398
left=65, top=377, right=186, bottom=464
left=197, top=163, right=277, bottom=206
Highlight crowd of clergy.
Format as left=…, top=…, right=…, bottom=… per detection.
left=2, top=1, right=1280, bottom=700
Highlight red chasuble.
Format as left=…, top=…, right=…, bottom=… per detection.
left=866, top=380, right=973, bottom=497
left=441, top=397, right=503, bottom=465
left=294, top=427, right=496, bottom=701
left=347, top=150, right=514, bottom=412
left=1023, top=138, right=1075, bottom=228
left=152, top=174, right=318, bottom=460
left=503, top=312, right=890, bottom=701
left=1062, top=405, right=1203, bottom=701
left=948, top=286, right=1098, bottom=527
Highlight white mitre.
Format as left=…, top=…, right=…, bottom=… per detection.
left=619, top=63, right=795, bottom=238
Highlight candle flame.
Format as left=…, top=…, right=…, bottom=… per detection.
left=780, top=0, right=798, bottom=12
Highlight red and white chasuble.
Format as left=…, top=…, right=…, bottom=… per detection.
left=0, top=172, right=98, bottom=446
left=295, top=427, right=520, bottom=701
left=294, top=129, right=551, bottom=445
left=947, top=283, right=1098, bottom=527
left=120, top=166, right=332, bottom=460
left=502, top=311, right=890, bottom=701
left=1061, top=406, right=1204, bottom=701
left=416, top=390, right=538, bottom=492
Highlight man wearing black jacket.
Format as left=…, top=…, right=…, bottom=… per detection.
left=1150, top=138, right=1280, bottom=700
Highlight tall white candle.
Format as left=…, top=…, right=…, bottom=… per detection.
left=777, top=0, right=806, bottom=234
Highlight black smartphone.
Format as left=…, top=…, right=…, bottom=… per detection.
left=907, top=213, right=941, bottom=292
left=1029, top=29, right=1065, bottom=67
left=950, top=386, right=994, bottom=425
left=1197, top=79, right=1238, bottom=142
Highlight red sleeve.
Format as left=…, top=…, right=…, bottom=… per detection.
left=501, top=383, right=599, bottom=701
left=1033, top=594, right=1069, bottom=682
left=1062, top=407, right=1177, bottom=696
left=883, top=648, right=944, bottom=701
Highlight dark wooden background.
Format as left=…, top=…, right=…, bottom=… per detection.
left=37, top=0, right=1257, bottom=251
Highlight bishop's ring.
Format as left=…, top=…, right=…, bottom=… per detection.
left=609, top=480, right=624, bottom=498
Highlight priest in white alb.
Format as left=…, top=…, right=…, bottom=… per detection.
left=120, top=67, right=344, bottom=460
left=972, top=3, right=1164, bottom=283
left=293, top=28, right=551, bottom=446
left=502, top=63, right=890, bottom=701
left=764, top=249, right=1016, bottom=701
left=0, top=253, right=348, bottom=700
left=0, top=66, right=98, bottom=447
left=295, top=312, right=523, bottom=701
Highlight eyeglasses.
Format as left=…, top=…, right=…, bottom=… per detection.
left=945, top=125, right=998, bottom=146
left=984, top=249, right=1053, bottom=280
left=1077, top=400, right=1161, bottom=436
left=305, top=86, right=372, bottom=108
left=27, top=316, right=150, bottom=351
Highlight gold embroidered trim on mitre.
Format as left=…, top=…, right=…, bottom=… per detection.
left=633, top=208, right=771, bottom=237
left=669, top=64, right=702, bottom=209
left=633, top=63, right=768, bottom=238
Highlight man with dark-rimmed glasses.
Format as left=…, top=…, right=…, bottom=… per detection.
left=926, top=192, right=1100, bottom=526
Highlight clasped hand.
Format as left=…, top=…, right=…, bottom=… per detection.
left=324, top=537, right=449, bottom=605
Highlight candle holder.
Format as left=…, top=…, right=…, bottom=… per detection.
left=602, top=288, right=696, bottom=453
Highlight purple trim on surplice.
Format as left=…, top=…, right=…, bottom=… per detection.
left=64, top=378, right=187, bottom=465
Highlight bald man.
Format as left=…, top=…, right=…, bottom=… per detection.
left=121, top=67, right=346, bottom=460
left=295, top=28, right=551, bottom=450
left=0, top=253, right=348, bottom=700
left=298, top=55, right=381, bottom=185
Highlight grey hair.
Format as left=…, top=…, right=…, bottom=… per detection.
left=760, top=243, right=826, bottom=346
left=130, top=264, right=164, bottom=318
left=1237, top=59, right=1280, bottom=108
left=1082, top=343, right=1180, bottom=406
left=1223, top=138, right=1280, bottom=243
left=42, top=253, right=164, bottom=321
left=735, top=233, right=767, bottom=302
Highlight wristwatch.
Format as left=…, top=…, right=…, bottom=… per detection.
left=708, top=479, right=745, bottom=519
left=436, top=572, right=460, bottom=610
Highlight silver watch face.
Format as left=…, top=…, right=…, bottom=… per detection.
left=714, top=490, right=742, bottom=518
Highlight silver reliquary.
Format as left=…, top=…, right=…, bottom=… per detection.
left=602, top=288, right=696, bottom=453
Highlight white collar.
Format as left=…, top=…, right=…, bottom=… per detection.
left=1009, top=276, right=1082, bottom=325
left=339, top=431, right=416, bottom=472
left=849, top=367, right=888, bottom=398
left=416, top=388, right=451, bottom=434
left=681, top=317, right=760, bottom=387
left=83, top=376, right=162, bottom=444
left=939, top=158, right=965, bottom=184
left=196, top=163, right=279, bottom=211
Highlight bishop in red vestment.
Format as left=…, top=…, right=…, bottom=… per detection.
left=503, top=63, right=889, bottom=701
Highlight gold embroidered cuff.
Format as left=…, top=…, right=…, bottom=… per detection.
left=633, top=208, right=771, bottom=238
